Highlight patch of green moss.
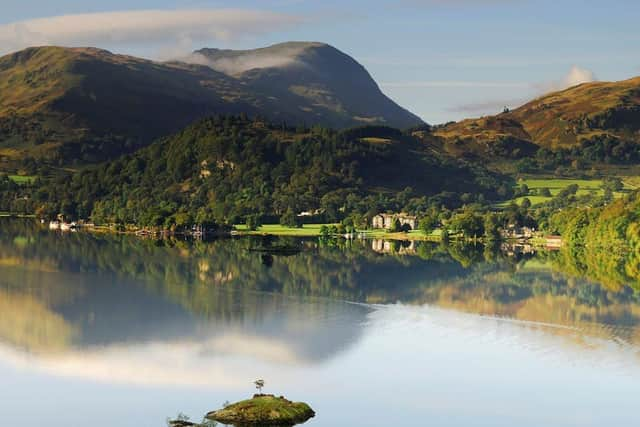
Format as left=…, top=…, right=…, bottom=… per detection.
left=206, top=394, right=315, bottom=426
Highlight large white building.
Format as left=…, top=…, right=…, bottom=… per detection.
left=371, top=213, right=417, bottom=230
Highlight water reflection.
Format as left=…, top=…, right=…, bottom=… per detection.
left=2, top=219, right=640, bottom=354
left=1, top=218, right=640, bottom=425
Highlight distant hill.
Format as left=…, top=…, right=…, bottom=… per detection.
left=0, top=43, right=422, bottom=167
left=427, top=77, right=640, bottom=160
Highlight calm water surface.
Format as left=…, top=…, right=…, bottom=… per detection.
left=1, top=219, right=639, bottom=426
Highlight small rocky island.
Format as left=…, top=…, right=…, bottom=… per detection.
left=205, top=394, right=315, bottom=426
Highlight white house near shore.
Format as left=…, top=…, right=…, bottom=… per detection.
left=371, top=213, right=418, bottom=230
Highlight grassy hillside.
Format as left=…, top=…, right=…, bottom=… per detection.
left=510, top=77, right=640, bottom=148
left=427, top=76, right=640, bottom=161
left=0, top=44, right=423, bottom=169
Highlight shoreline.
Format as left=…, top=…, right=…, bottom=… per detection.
left=1, top=215, right=562, bottom=246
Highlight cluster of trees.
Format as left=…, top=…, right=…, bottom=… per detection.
left=539, top=191, right=640, bottom=291
left=0, top=174, right=38, bottom=214
left=542, top=192, right=640, bottom=291
left=0, top=116, right=510, bottom=229
left=0, top=115, right=52, bottom=148
left=379, top=179, right=637, bottom=244
left=515, top=136, right=640, bottom=175
left=365, top=202, right=536, bottom=241
left=487, top=136, right=538, bottom=159
left=577, top=107, right=640, bottom=134
left=444, top=202, right=536, bottom=240
left=547, top=192, right=640, bottom=250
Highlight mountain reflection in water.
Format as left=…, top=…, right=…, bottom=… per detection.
left=1, top=219, right=640, bottom=426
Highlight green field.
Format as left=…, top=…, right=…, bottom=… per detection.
left=497, top=176, right=637, bottom=207
left=234, top=223, right=441, bottom=240
left=234, top=223, right=338, bottom=236
left=8, top=175, right=36, bottom=184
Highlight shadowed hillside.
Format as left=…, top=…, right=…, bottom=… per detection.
left=194, top=42, right=422, bottom=129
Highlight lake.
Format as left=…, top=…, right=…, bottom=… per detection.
left=1, top=219, right=639, bottom=426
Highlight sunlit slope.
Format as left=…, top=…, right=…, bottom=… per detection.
left=430, top=76, right=640, bottom=156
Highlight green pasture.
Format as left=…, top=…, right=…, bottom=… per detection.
left=497, top=176, right=637, bottom=207
left=8, top=175, right=36, bottom=184
left=234, top=223, right=337, bottom=236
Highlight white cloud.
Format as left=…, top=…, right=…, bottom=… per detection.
left=415, top=66, right=595, bottom=95
left=448, top=65, right=598, bottom=116
left=0, top=334, right=306, bottom=388
left=181, top=44, right=311, bottom=75
left=0, top=9, right=302, bottom=56
left=534, top=65, right=597, bottom=93
left=563, top=65, right=596, bottom=88
left=185, top=52, right=299, bottom=74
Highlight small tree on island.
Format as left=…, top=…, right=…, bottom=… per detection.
left=254, top=379, right=265, bottom=394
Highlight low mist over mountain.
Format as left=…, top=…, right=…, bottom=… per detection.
left=0, top=42, right=422, bottom=166
left=190, top=42, right=421, bottom=129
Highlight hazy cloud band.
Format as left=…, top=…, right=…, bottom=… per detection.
left=381, top=81, right=529, bottom=88
left=0, top=9, right=302, bottom=56
left=446, top=65, right=597, bottom=115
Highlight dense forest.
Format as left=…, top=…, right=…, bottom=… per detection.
left=1, top=117, right=509, bottom=228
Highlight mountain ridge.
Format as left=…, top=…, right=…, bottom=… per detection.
left=0, top=43, right=423, bottom=167
left=191, top=41, right=421, bottom=129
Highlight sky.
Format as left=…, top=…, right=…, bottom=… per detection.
left=1, top=0, right=639, bottom=124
